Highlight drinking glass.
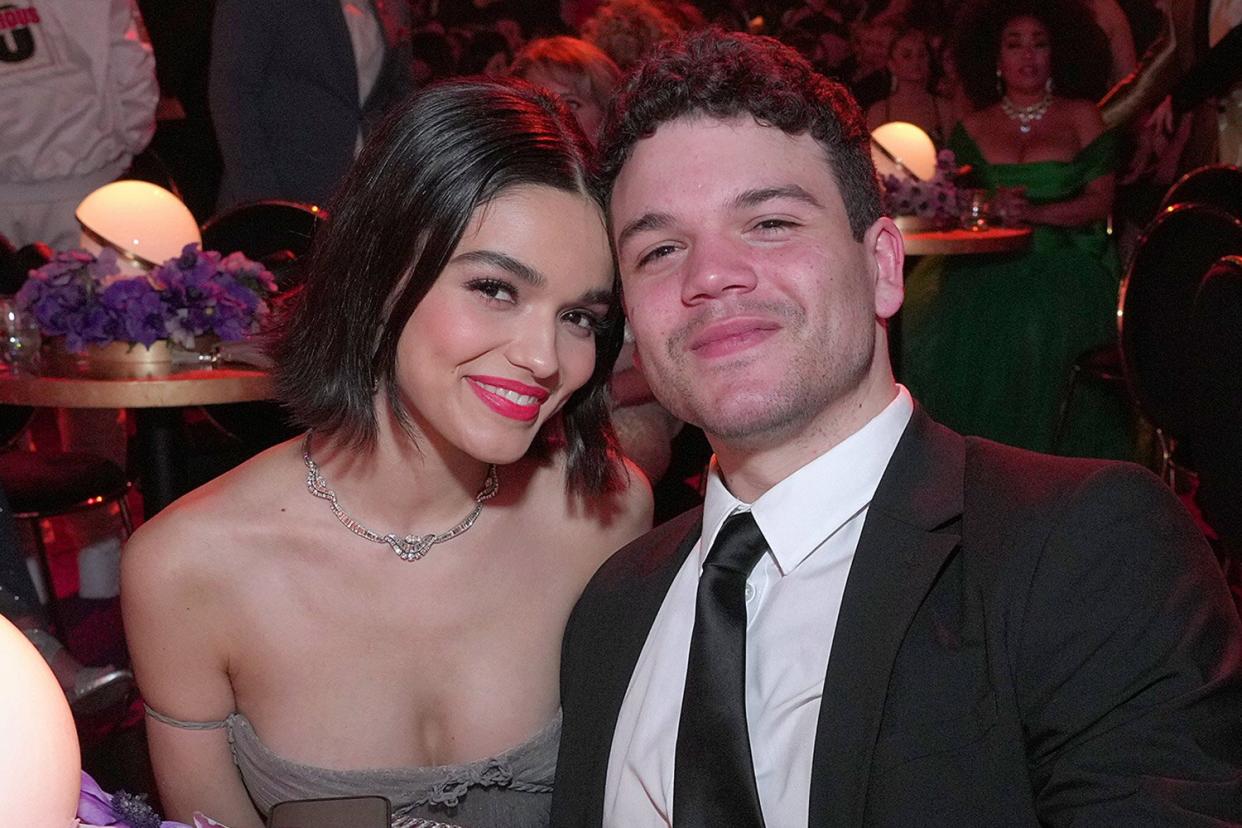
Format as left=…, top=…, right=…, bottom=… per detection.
left=0, top=298, right=41, bottom=370
left=958, top=188, right=990, bottom=231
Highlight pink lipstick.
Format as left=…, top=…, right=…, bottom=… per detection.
left=466, top=375, right=549, bottom=422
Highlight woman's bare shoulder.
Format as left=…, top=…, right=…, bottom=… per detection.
left=123, top=439, right=304, bottom=587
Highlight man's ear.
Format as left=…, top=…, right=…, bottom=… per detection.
left=866, top=216, right=904, bottom=320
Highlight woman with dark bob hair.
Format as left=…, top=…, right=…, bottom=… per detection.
left=901, top=0, right=1133, bottom=459
left=122, top=77, right=652, bottom=828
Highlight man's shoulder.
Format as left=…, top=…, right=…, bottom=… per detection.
left=585, top=507, right=703, bottom=591
left=964, top=436, right=1164, bottom=517
left=961, top=438, right=1210, bottom=578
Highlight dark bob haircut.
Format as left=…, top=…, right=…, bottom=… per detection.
left=595, top=28, right=883, bottom=242
left=273, top=77, right=626, bottom=495
left=952, top=0, right=1112, bottom=110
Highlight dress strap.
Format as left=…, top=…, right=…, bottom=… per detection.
left=144, top=703, right=230, bottom=730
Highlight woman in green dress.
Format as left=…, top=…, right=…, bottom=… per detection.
left=902, top=0, right=1133, bottom=458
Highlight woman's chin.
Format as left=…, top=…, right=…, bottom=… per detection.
left=459, top=433, right=540, bottom=468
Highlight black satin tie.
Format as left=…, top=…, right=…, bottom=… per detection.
left=673, top=511, right=768, bottom=828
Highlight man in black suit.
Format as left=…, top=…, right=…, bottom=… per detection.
left=551, top=29, right=1242, bottom=827
left=208, top=0, right=413, bottom=209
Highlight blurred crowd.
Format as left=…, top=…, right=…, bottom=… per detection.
left=119, top=0, right=1236, bottom=225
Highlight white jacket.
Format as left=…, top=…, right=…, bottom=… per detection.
left=0, top=0, right=157, bottom=200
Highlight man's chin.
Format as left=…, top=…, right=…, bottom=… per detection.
left=690, top=398, right=803, bottom=446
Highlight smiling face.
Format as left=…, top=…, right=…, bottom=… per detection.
left=610, top=115, right=903, bottom=453
left=394, top=184, right=614, bottom=465
left=998, top=15, right=1051, bottom=96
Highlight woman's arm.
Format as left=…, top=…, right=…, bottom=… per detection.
left=121, top=515, right=265, bottom=828
left=1088, top=0, right=1138, bottom=84
left=1023, top=173, right=1115, bottom=227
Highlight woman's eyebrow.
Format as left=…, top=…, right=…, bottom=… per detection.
left=451, top=249, right=545, bottom=287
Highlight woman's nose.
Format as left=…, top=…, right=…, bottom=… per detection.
left=505, top=314, right=560, bottom=379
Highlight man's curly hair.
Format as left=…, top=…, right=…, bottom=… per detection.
left=594, top=28, right=883, bottom=242
left=951, top=0, right=1113, bottom=110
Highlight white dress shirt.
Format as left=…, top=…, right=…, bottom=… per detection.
left=340, top=0, right=383, bottom=154
left=603, top=387, right=914, bottom=828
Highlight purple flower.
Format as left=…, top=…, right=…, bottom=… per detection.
left=17, top=244, right=276, bottom=350
left=77, top=771, right=191, bottom=828
left=150, top=244, right=276, bottom=348
left=99, top=278, right=168, bottom=346
left=880, top=150, right=961, bottom=223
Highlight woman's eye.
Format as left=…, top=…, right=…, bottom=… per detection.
left=469, top=278, right=516, bottom=303
left=562, top=309, right=601, bottom=335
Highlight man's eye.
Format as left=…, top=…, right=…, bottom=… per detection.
left=753, top=218, right=795, bottom=232
left=638, top=245, right=677, bottom=267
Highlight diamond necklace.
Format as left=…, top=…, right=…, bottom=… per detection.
left=302, top=432, right=499, bottom=562
left=1001, top=90, right=1053, bottom=134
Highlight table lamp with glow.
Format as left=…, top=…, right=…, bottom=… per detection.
left=870, top=121, right=937, bottom=182
left=75, top=180, right=201, bottom=276
left=0, top=616, right=81, bottom=828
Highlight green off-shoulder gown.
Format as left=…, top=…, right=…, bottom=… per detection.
left=901, top=124, right=1134, bottom=458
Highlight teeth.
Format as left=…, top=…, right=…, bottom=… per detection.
left=478, top=382, right=538, bottom=407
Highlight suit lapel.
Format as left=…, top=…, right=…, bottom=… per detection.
left=563, top=508, right=703, bottom=824
left=310, top=0, right=362, bottom=108
left=809, top=409, right=964, bottom=824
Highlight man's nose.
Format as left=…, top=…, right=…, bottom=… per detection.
left=680, top=239, right=758, bottom=304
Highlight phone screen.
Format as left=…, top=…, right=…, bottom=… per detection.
left=267, top=795, right=391, bottom=828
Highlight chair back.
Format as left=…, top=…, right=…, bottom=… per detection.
left=200, top=200, right=326, bottom=293
left=1187, top=255, right=1242, bottom=541
left=0, top=242, right=52, bottom=296
left=1120, top=204, right=1242, bottom=443
left=0, top=407, right=34, bottom=449
left=121, top=147, right=183, bottom=201
left=1158, top=164, right=1242, bottom=221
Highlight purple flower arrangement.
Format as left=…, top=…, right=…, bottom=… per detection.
left=881, top=148, right=960, bottom=225
left=78, top=771, right=229, bottom=828
left=16, top=244, right=277, bottom=353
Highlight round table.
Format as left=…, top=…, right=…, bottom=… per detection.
left=0, top=356, right=272, bottom=515
left=901, top=226, right=1032, bottom=257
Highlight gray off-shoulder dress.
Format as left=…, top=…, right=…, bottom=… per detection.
left=145, top=705, right=559, bottom=828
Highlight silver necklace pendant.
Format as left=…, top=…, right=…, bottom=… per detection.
left=386, top=534, right=436, bottom=561
left=302, top=432, right=500, bottom=562
left=1002, top=91, right=1052, bottom=135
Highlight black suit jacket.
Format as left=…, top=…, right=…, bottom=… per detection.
left=209, top=0, right=413, bottom=208
left=553, top=410, right=1242, bottom=825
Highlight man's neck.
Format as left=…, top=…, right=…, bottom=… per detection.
left=711, top=377, right=899, bottom=503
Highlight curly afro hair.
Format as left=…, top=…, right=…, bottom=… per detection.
left=951, top=0, right=1112, bottom=110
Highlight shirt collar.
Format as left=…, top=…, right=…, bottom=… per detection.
left=700, top=386, right=914, bottom=575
